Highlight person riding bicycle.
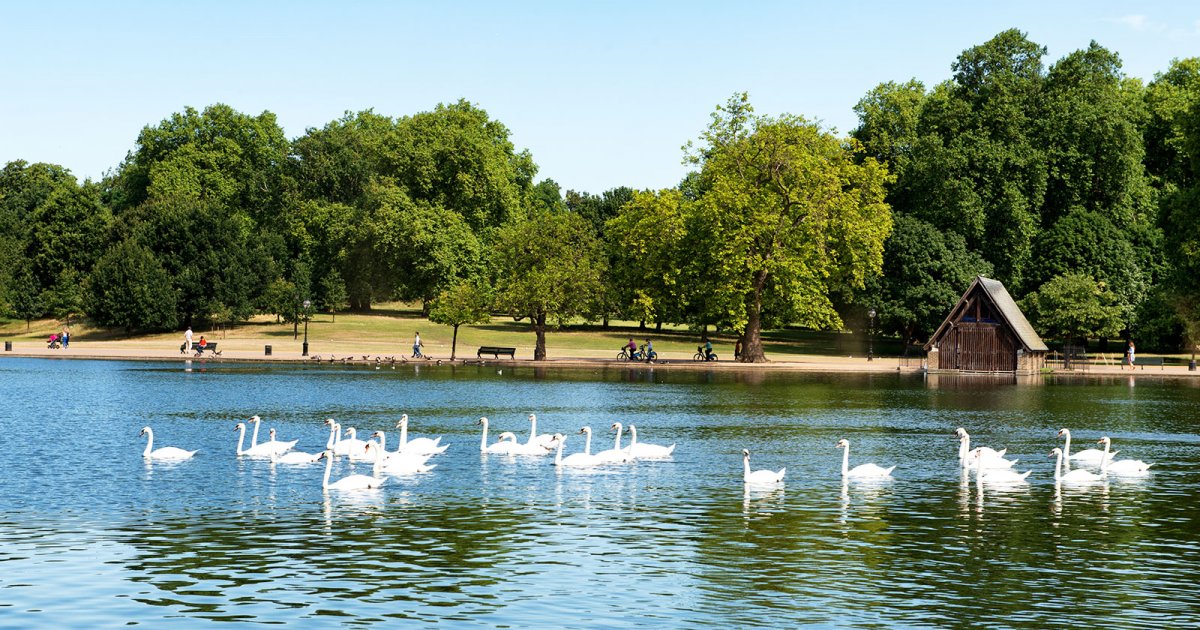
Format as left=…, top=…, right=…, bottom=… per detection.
left=625, top=338, right=637, bottom=357
left=704, top=339, right=714, bottom=361
left=644, top=340, right=656, bottom=362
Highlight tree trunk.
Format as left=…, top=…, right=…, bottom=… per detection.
left=534, top=312, right=547, bottom=360
left=655, top=321, right=662, bottom=332
left=740, top=272, right=769, bottom=362
left=602, top=316, right=609, bottom=329
left=451, top=324, right=459, bottom=360
left=639, top=320, right=646, bottom=330
left=293, top=319, right=298, bottom=340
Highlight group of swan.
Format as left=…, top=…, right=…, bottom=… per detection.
left=954, top=426, right=1153, bottom=486
left=743, top=438, right=895, bottom=486
left=479, top=415, right=676, bottom=467
left=1052, top=429, right=1152, bottom=480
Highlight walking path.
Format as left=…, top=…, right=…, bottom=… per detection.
left=4, top=339, right=1196, bottom=377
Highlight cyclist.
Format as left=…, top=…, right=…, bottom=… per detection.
left=624, top=338, right=637, bottom=358
left=704, top=339, right=714, bottom=361
left=645, top=339, right=655, bottom=362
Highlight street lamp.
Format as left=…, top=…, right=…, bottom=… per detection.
left=302, top=299, right=311, bottom=356
left=867, top=308, right=876, bottom=362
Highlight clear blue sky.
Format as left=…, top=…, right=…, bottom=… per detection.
left=2, top=1, right=1197, bottom=193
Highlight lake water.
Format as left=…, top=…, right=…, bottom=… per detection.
left=2, top=357, right=1199, bottom=627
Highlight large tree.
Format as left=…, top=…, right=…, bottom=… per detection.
left=492, top=210, right=606, bottom=360
left=685, top=93, right=893, bottom=362
left=85, top=240, right=178, bottom=331
left=1022, top=272, right=1122, bottom=348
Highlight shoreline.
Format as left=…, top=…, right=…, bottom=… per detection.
left=4, top=341, right=1197, bottom=378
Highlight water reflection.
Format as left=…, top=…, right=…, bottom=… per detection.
left=3, top=358, right=1200, bottom=627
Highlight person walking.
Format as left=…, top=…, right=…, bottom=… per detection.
left=413, top=332, right=423, bottom=358
left=61, top=328, right=69, bottom=349
left=184, top=326, right=193, bottom=352
left=1125, top=339, right=1136, bottom=369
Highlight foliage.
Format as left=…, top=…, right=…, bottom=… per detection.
left=1022, top=273, right=1122, bottom=344
left=85, top=240, right=178, bottom=331
left=9, top=260, right=43, bottom=330
left=318, top=269, right=349, bottom=322
left=685, top=93, right=893, bottom=362
left=428, top=281, right=493, bottom=359
left=605, top=189, right=690, bottom=326
left=492, top=210, right=606, bottom=359
left=865, top=213, right=993, bottom=343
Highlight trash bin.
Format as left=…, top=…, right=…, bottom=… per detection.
left=265, top=345, right=272, bottom=356
left=1190, top=359, right=1196, bottom=371
left=4, top=341, right=11, bottom=351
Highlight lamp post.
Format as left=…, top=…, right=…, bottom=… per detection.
left=867, top=308, right=876, bottom=362
left=302, top=299, right=311, bottom=357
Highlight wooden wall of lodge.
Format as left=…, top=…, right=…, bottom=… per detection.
left=936, top=322, right=1017, bottom=372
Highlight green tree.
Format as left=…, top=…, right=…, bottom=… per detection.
left=85, top=240, right=178, bottom=331
left=492, top=211, right=606, bottom=360
left=428, top=281, right=492, bottom=360
left=685, top=93, right=893, bottom=362
left=1022, top=273, right=1122, bottom=348
left=43, top=268, right=86, bottom=328
left=865, top=214, right=993, bottom=343
left=262, top=278, right=299, bottom=326
left=318, top=269, right=349, bottom=322
left=385, top=100, right=537, bottom=231
left=9, top=260, right=43, bottom=330
left=605, top=189, right=690, bottom=327
left=113, top=104, right=291, bottom=224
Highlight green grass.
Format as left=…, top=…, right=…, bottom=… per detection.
left=0, top=302, right=890, bottom=361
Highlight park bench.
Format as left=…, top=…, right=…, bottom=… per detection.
left=193, top=342, right=219, bottom=357
left=1138, top=356, right=1164, bottom=370
left=477, top=346, right=516, bottom=359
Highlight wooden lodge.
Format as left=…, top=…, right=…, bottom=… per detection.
left=924, top=276, right=1047, bottom=374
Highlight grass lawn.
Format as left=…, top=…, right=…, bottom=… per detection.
left=0, top=302, right=901, bottom=361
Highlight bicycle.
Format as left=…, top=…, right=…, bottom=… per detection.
left=693, top=346, right=718, bottom=361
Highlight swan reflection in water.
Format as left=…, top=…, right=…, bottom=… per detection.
left=743, top=484, right=785, bottom=521
left=838, top=479, right=891, bottom=527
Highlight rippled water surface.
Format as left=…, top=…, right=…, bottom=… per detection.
left=2, top=358, right=1200, bottom=627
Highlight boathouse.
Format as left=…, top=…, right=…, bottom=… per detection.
left=924, top=276, right=1047, bottom=374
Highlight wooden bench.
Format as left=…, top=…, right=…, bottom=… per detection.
left=1138, top=356, right=1164, bottom=370
left=193, top=342, right=219, bottom=357
left=477, top=346, right=516, bottom=359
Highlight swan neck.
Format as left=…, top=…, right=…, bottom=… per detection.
left=400, top=420, right=408, bottom=446
left=1100, top=440, right=1110, bottom=473
left=743, top=454, right=751, bottom=479
left=143, top=429, right=153, bottom=456
left=377, top=432, right=387, bottom=452
left=614, top=426, right=623, bottom=450
left=250, top=420, right=260, bottom=446
left=555, top=440, right=563, bottom=465
left=629, top=425, right=637, bottom=447
left=584, top=431, right=592, bottom=455
left=322, top=452, right=333, bottom=488
left=480, top=421, right=488, bottom=451
left=1062, top=432, right=1071, bottom=459
left=841, top=445, right=850, bottom=476
left=236, top=424, right=246, bottom=455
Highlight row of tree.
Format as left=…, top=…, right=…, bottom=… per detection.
left=3, top=30, right=1200, bottom=360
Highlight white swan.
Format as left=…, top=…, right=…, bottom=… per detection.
left=234, top=422, right=278, bottom=458
left=626, top=424, right=676, bottom=459
left=743, top=449, right=785, bottom=485
left=319, top=449, right=384, bottom=490
left=395, top=414, right=448, bottom=455
left=1049, top=447, right=1103, bottom=483
left=1057, top=428, right=1115, bottom=466
left=340, top=426, right=372, bottom=461
left=247, top=417, right=296, bottom=456
left=526, top=413, right=558, bottom=450
left=368, top=431, right=434, bottom=468
left=478, top=417, right=520, bottom=454
left=139, top=426, right=196, bottom=460
left=268, top=428, right=320, bottom=464
left=1097, top=437, right=1152, bottom=475
left=591, top=424, right=630, bottom=464
left=972, top=450, right=1031, bottom=483
left=365, top=441, right=435, bottom=475
left=955, top=428, right=1016, bottom=469
left=553, top=433, right=602, bottom=467
left=836, top=439, right=894, bottom=479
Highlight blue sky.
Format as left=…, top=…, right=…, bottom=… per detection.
left=2, top=1, right=1197, bottom=193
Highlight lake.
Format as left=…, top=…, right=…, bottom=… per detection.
left=2, top=357, right=1199, bottom=627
